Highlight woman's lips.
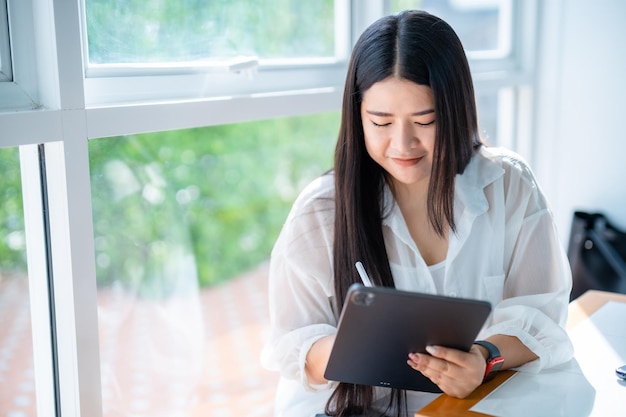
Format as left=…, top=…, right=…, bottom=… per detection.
left=391, top=157, right=422, bottom=167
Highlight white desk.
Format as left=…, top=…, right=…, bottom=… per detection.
left=415, top=290, right=626, bottom=417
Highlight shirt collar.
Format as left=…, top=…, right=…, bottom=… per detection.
left=454, top=146, right=505, bottom=218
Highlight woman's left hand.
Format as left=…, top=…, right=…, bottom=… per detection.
left=407, top=344, right=486, bottom=398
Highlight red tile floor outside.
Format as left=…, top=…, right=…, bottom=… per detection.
left=0, top=263, right=280, bottom=416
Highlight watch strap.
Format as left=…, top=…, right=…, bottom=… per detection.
left=474, top=340, right=501, bottom=359
left=474, top=340, right=504, bottom=382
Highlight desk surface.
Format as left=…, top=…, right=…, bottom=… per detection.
left=414, top=290, right=626, bottom=417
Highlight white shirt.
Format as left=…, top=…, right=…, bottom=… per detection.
left=261, top=147, right=574, bottom=417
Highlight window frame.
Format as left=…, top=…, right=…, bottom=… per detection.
left=80, top=0, right=352, bottom=109
left=0, top=1, right=539, bottom=416
left=0, top=0, right=34, bottom=110
left=0, top=0, right=11, bottom=82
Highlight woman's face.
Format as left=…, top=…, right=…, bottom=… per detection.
left=361, top=77, right=436, bottom=193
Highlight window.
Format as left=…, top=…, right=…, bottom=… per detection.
left=89, top=112, right=339, bottom=416
left=85, top=1, right=336, bottom=64
left=391, top=0, right=513, bottom=56
left=82, top=0, right=350, bottom=106
left=0, top=0, right=53, bottom=111
left=0, top=147, right=34, bottom=416
left=0, top=145, right=58, bottom=417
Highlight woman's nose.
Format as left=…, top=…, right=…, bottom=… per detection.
left=392, top=120, right=417, bottom=150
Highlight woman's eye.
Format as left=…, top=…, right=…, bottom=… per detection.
left=372, top=121, right=391, bottom=127
left=415, top=120, right=435, bottom=127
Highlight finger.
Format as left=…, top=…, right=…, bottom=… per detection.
left=407, top=352, right=428, bottom=372
left=425, top=345, right=468, bottom=366
left=408, top=352, right=454, bottom=375
left=409, top=355, right=450, bottom=390
left=427, top=347, right=485, bottom=380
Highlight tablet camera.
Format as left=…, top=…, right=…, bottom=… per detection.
left=351, top=290, right=375, bottom=306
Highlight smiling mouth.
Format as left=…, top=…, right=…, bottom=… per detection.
left=391, top=157, right=422, bottom=167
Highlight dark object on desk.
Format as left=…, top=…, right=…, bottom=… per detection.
left=324, top=284, right=491, bottom=393
left=617, top=364, right=626, bottom=380
left=567, top=211, right=626, bottom=300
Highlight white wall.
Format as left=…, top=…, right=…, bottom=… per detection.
left=534, top=0, right=626, bottom=244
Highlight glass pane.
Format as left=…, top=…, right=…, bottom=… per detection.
left=389, top=0, right=511, bottom=54
left=89, top=112, right=339, bottom=416
left=84, top=0, right=336, bottom=65
left=476, top=89, right=499, bottom=146
left=0, top=146, right=35, bottom=416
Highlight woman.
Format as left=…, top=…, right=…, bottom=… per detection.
left=261, top=10, right=573, bottom=417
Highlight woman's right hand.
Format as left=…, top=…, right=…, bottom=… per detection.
left=407, top=344, right=486, bottom=398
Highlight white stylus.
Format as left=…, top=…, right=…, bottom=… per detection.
left=355, top=261, right=374, bottom=287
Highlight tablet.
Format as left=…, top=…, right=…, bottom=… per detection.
left=324, top=283, right=492, bottom=392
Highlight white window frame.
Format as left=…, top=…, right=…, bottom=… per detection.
left=81, top=0, right=352, bottom=117
left=0, top=0, right=39, bottom=110
left=0, top=1, right=538, bottom=416
left=459, top=0, right=538, bottom=159
left=0, top=0, right=11, bottom=82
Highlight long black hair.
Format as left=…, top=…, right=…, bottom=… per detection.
left=327, top=10, right=482, bottom=417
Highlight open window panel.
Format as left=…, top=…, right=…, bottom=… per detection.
left=1, top=144, right=58, bottom=417
left=88, top=111, right=339, bottom=416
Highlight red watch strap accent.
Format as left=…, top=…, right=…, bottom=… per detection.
left=474, top=340, right=504, bottom=382
left=483, top=356, right=505, bottom=381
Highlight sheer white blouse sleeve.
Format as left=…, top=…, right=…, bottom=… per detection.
left=260, top=174, right=339, bottom=391
left=474, top=147, right=574, bottom=372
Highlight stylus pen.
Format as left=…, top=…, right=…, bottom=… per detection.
left=355, top=261, right=374, bottom=287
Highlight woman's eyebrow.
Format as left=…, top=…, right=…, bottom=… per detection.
left=365, top=109, right=435, bottom=116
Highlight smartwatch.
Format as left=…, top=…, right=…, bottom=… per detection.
left=474, top=340, right=504, bottom=382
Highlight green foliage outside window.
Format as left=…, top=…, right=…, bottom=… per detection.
left=89, top=112, right=339, bottom=296
left=85, top=0, right=335, bottom=63
left=0, top=147, right=25, bottom=276
left=0, top=113, right=339, bottom=296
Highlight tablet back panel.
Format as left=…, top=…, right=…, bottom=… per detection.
left=324, top=284, right=492, bottom=392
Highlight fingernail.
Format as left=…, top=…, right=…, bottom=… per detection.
left=426, top=345, right=437, bottom=355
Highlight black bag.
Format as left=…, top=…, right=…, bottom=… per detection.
left=567, top=211, right=626, bottom=300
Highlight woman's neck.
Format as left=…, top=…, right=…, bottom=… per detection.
left=391, top=178, right=449, bottom=266
left=390, top=177, right=429, bottom=213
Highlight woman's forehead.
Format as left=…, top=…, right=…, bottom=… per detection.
left=362, top=77, right=434, bottom=113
